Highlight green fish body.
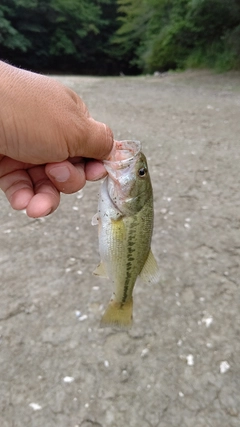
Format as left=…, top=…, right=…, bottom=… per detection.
left=93, top=140, right=159, bottom=328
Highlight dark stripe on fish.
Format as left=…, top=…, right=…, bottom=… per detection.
left=121, top=216, right=139, bottom=306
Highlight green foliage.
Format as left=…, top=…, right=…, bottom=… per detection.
left=0, top=0, right=120, bottom=74
left=0, top=0, right=240, bottom=74
left=0, top=2, right=31, bottom=51
left=115, top=0, right=240, bottom=73
left=113, top=0, right=149, bottom=67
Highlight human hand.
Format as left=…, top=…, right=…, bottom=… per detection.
left=0, top=61, right=113, bottom=217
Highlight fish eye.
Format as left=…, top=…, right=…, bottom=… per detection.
left=138, top=167, right=147, bottom=177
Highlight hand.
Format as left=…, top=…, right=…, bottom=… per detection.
left=0, top=61, right=113, bottom=217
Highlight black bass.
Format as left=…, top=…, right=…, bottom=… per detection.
left=92, top=140, right=159, bottom=328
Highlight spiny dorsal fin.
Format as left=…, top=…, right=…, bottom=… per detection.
left=139, top=250, right=160, bottom=284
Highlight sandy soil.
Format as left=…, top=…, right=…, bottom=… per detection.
left=0, top=70, right=240, bottom=427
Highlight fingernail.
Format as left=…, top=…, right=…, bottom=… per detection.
left=42, top=208, right=52, bottom=217
left=91, top=171, right=107, bottom=181
left=49, top=166, right=70, bottom=182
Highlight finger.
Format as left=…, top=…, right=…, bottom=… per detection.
left=0, top=169, right=35, bottom=210
left=0, top=157, right=59, bottom=216
left=85, top=160, right=108, bottom=181
left=66, top=91, right=114, bottom=160
left=26, top=166, right=60, bottom=217
left=45, top=159, right=86, bottom=194
left=26, top=192, right=60, bottom=218
left=0, top=156, right=33, bottom=176
left=0, top=166, right=60, bottom=216
left=66, top=114, right=114, bottom=160
left=85, top=120, right=114, bottom=160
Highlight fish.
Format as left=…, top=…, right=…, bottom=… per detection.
left=92, top=140, right=160, bottom=328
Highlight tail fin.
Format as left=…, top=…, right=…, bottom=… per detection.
left=100, top=299, right=133, bottom=329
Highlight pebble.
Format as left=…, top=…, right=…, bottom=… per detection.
left=75, top=310, right=81, bottom=318
left=202, top=316, right=213, bottom=327
left=29, top=402, right=42, bottom=411
left=186, top=354, right=194, bottom=366
left=63, top=376, right=75, bottom=383
left=141, top=348, right=149, bottom=358
left=78, top=314, right=88, bottom=322
left=220, top=361, right=230, bottom=374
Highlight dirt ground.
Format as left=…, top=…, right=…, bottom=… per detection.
left=0, top=70, right=240, bottom=427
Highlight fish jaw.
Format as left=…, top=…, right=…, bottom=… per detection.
left=103, top=141, right=152, bottom=217
left=103, top=141, right=142, bottom=205
left=105, top=140, right=141, bottom=164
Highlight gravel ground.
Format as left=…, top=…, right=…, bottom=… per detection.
left=0, top=70, right=240, bottom=427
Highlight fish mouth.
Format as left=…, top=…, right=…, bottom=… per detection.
left=103, top=140, right=141, bottom=185
left=103, top=140, right=141, bottom=204
left=104, top=140, right=141, bottom=170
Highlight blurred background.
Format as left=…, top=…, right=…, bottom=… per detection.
left=1, top=0, right=240, bottom=75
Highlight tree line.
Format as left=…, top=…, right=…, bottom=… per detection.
left=0, top=0, right=240, bottom=75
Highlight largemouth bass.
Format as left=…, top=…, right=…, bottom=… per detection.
left=92, top=140, right=159, bottom=328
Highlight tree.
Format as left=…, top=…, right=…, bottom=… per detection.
left=1, top=0, right=240, bottom=74
left=0, top=1, right=31, bottom=53
left=0, top=0, right=121, bottom=74
left=114, top=0, right=240, bottom=72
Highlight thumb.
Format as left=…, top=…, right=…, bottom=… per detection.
left=75, top=118, right=114, bottom=160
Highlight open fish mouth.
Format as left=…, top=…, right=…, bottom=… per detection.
left=102, top=140, right=143, bottom=208
left=104, top=140, right=141, bottom=169
left=103, top=140, right=141, bottom=186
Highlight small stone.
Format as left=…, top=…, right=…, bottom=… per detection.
left=220, top=361, right=230, bottom=374
left=202, top=316, right=213, bottom=327
left=141, top=348, right=149, bottom=358
left=29, top=403, right=42, bottom=411
left=186, top=354, right=194, bottom=366
left=79, top=314, right=88, bottom=322
left=63, top=376, right=75, bottom=383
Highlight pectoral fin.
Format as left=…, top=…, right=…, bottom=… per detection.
left=91, top=213, right=99, bottom=226
left=139, top=250, right=160, bottom=284
left=93, top=261, right=108, bottom=278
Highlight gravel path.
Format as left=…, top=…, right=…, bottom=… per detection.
left=0, top=70, right=240, bottom=426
